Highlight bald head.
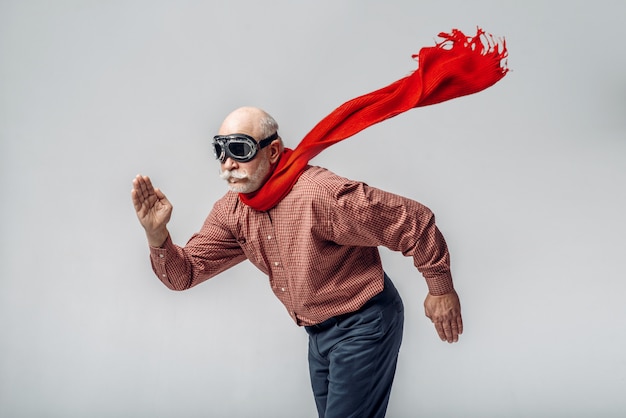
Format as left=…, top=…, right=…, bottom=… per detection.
left=218, top=106, right=279, bottom=141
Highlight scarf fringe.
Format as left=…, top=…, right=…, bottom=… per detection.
left=431, top=27, right=508, bottom=73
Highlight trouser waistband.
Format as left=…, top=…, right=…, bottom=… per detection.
left=306, top=273, right=399, bottom=332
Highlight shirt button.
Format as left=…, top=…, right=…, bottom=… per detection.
left=281, top=288, right=285, bottom=292
left=267, top=235, right=272, bottom=240
left=159, top=254, right=164, bottom=258
left=274, top=261, right=280, bottom=266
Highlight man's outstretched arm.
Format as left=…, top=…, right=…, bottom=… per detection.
left=131, top=174, right=247, bottom=290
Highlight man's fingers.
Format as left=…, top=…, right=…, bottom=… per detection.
left=450, top=321, right=460, bottom=342
left=142, top=175, right=155, bottom=195
left=131, top=178, right=147, bottom=210
left=435, top=318, right=461, bottom=343
left=139, top=176, right=153, bottom=200
left=133, top=175, right=153, bottom=200
left=134, top=175, right=163, bottom=204
left=132, top=176, right=145, bottom=201
left=131, top=188, right=142, bottom=211
left=434, top=321, right=446, bottom=341
left=132, top=175, right=159, bottom=218
left=442, top=321, right=455, bottom=343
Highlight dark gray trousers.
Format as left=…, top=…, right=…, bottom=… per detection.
left=305, top=274, right=404, bottom=418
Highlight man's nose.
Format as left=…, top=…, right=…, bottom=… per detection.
left=222, top=157, right=238, bottom=170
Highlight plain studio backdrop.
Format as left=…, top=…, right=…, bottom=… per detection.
left=1, top=1, right=625, bottom=417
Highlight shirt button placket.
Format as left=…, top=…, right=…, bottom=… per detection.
left=265, top=222, right=289, bottom=301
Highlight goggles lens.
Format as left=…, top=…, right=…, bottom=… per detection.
left=213, top=140, right=254, bottom=160
left=212, top=132, right=277, bottom=163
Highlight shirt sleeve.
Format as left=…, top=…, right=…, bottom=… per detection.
left=149, top=207, right=247, bottom=291
left=327, top=180, right=454, bottom=295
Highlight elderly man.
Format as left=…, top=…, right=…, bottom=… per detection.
left=132, top=106, right=462, bottom=418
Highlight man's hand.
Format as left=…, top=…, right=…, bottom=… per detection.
left=131, top=174, right=172, bottom=247
left=424, top=290, right=463, bottom=343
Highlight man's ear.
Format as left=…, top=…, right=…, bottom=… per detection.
left=268, top=139, right=283, bottom=164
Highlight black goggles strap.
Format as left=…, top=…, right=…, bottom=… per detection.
left=257, top=132, right=278, bottom=149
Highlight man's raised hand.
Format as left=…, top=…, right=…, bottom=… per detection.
left=131, top=175, right=172, bottom=247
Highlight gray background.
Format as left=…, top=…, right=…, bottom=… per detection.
left=1, top=1, right=625, bottom=417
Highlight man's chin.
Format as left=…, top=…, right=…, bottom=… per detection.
left=227, top=185, right=246, bottom=193
left=227, top=182, right=257, bottom=194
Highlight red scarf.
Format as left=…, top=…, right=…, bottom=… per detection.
left=240, top=28, right=508, bottom=211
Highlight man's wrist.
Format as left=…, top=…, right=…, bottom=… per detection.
left=147, top=228, right=169, bottom=248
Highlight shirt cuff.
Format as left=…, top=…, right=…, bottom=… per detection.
left=149, top=235, right=173, bottom=262
left=425, top=273, right=455, bottom=296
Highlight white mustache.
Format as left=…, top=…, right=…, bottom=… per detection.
left=219, top=169, right=248, bottom=181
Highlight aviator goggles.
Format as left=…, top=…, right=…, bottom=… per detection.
left=212, top=132, right=278, bottom=163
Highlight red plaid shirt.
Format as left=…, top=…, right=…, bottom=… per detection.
left=149, top=166, right=454, bottom=326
